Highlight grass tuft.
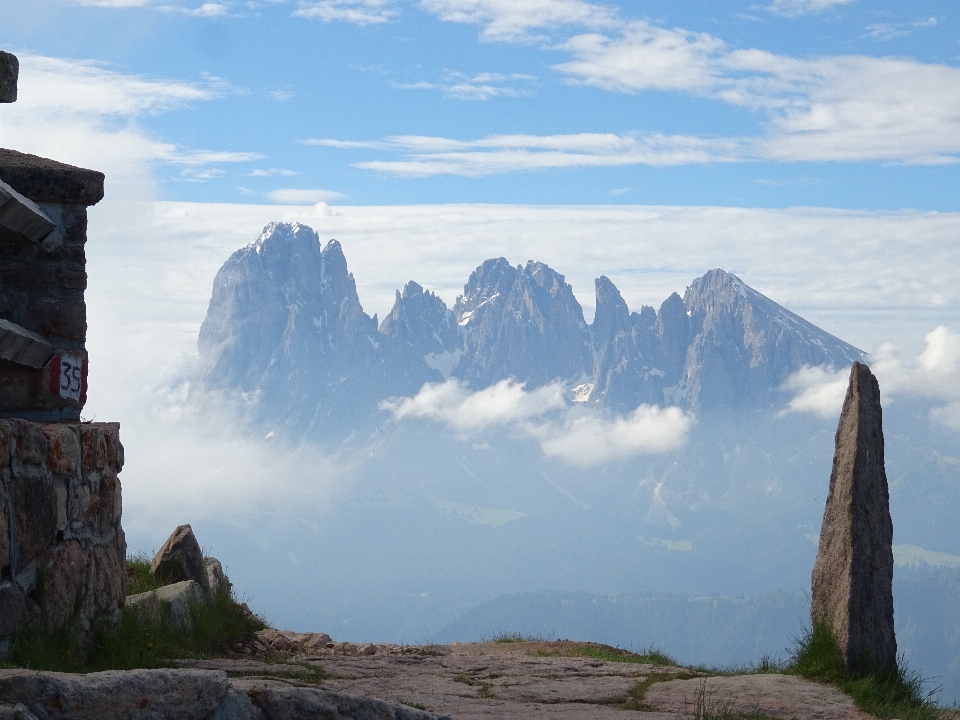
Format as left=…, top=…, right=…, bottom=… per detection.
left=6, top=557, right=267, bottom=673
left=787, top=620, right=940, bottom=720
left=535, top=643, right=676, bottom=666
left=126, top=551, right=165, bottom=596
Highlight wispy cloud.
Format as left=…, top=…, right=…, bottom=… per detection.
left=863, top=16, right=936, bottom=42
left=267, top=188, right=347, bottom=203
left=766, top=0, right=854, bottom=18
left=408, top=4, right=960, bottom=170
left=2, top=55, right=259, bottom=199
left=395, top=70, right=537, bottom=100
left=420, top=0, right=618, bottom=42
left=158, top=2, right=230, bottom=15
left=250, top=168, right=299, bottom=177
left=320, top=41, right=960, bottom=174
left=311, top=132, right=747, bottom=176
left=70, top=0, right=151, bottom=6
left=294, top=0, right=397, bottom=24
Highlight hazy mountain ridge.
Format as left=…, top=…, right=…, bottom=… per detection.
left=194, top=222, right=865, bottom=437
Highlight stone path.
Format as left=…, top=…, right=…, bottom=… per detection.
left=178, top=638, right=882, bottom=719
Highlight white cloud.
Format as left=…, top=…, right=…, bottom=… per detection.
left=328, top=45, right=960, bottom=172
left=779, top=365, right=849, bottom=419
left=863, top=16, right=937, bottom=42
left=381, top=379, right=566, bottom=432
left=324, top=132, right=745, bottom=176
left=250, top=168, right=299, bottom=177
left=555, top=20, right=724, bottom=93
left=767, top=0, right=853, bottom=17
left=267, top=188, right=347, bottom=203
left=0, top=55, right=259, bottom=199
left=381, top=379, right=693, bottom=464
left=393, top=71, right=536, bottom=100
left=781, top=326, right=960, bottom=431
left=72, top=0, right=151, bottom=6
left=529, top=404, right=694, bottom=466
left=420, top=0, right=618, bottom=42
left=269, top=89, right=295, bottom=101
left=12, top=55, right=215, bottom=117
left=294, top=0, right=397, bottom=24
left=159, top=2, right=230, bottom=15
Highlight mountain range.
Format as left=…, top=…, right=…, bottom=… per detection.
left=194, top=221, right=864, bottom=437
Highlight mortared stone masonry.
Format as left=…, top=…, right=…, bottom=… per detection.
left=0, top=52, right=127, bottom=653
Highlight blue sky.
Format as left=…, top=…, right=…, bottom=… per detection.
left=3, top=0, right=960, bottom=208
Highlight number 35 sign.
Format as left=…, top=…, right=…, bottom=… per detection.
left=48, top=352, right=87, bottom=403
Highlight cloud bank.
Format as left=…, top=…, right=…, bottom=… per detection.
left=781, top=326, right=960, bottom=430
left=381, top=379, right=694, bottom=465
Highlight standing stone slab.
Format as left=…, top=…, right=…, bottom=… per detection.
left=151, top=524, right=212, bottom=598
left=811, top=361, right=896, bottom=672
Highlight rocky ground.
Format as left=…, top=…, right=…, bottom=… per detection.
left=174, top=631, right=896, bottom=719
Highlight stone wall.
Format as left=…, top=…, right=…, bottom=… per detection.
left=0, top=149, right=104, bottom=422
left=0, top=419, right=126, bottom=651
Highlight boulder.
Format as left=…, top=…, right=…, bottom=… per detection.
left=150, top=525, right=212, bottom=598
left=0, top=668, right=229, bottom=720
left=126, top=580, right=204, bottom=629
left=810, top=361, right=897, bottom=672
left=205, top=556, right=230, bottom=594
left=232, top=677, right=451, bottom=720
left=0, top=669, right=451, bottom=720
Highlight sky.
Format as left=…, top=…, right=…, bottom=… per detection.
left=2, top=0, right=960, bottom=209
left=2, top=0, right=960, bottom=530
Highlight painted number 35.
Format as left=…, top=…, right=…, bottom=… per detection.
left=59, top=354, right=82, bottom=401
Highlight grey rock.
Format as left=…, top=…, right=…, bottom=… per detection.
left=151, top=525, right=212, bottom=598
left=205, top=557, right=230, bottom=594
left=589, top=276, right=663, bottom=409
left=126, top=580, right=203, bottom=629
left=380, top=281, right=458, bottom=389
left=681, top=269, right=863, bottom=410
left=0, top=583, right=26, bottom=637
left=195, top=223, right=388, bottom=437
left=0, top=52, right=17, bottom=104
left=0, top=668, right=228, bottom=720
left=207, top=688, right=266, bottom=720
left=811, top=361, right=896, bottom=672
left=232, top=677, right=451, bottom=720
left=453, top=258, right=592, bottom=390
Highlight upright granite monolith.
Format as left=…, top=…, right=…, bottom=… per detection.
left=811, top=361, right=896, bottom=672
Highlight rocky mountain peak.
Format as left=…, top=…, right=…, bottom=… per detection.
left=452, top=257, right=591, bottom=389
left=194, top=224, right=868, bottom=438
left=593, top=275, right=631, bottom=345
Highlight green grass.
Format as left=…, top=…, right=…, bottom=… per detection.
left=126, top=552, right=165, bottom=595
left=6, top=557, right=267, bottom=673
left=786, top=620, right=940, bottom=720
left=533, top=643, right=676, bottom=666
left=491, top=632, right=544, bottom=643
